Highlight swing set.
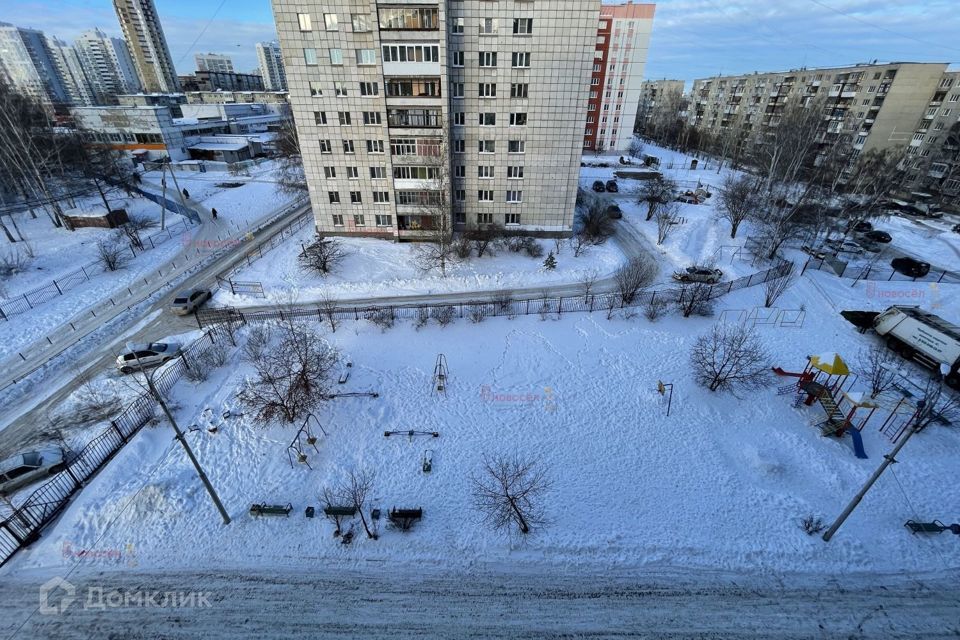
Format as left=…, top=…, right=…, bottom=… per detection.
left=286, top=413, right=328, bottom=468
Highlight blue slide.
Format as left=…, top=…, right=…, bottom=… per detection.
left=848, top=428, right=868, bottom=459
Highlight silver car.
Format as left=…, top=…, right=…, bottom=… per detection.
left=0, top=449, right=65, bottom=495
left=672, top=266, right=724, bottom=284
left=116, top=342, right=183, bottom=374
left=171, top=289, right=211, bottom=315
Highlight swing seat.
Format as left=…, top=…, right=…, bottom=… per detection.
left=904, top=520, right=947, bottom=534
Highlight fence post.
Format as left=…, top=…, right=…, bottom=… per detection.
left=81, top=265, right=89, bottom=280
left=525, top=299, right=530, bottom=315
left=938, top=270, right=946, bottom=283
left=801, top=258, right=809, bottom=276
left=558, top=297, right=563, bottom=315
left=354, top=307, right=359, bottom=320
left=23, top=294, right=32, bottom=310
left=52, top=280, right=62, bottom=295
left=111, top=420, right=127, bottom=442
left=589, top=295, right=595, bottom=312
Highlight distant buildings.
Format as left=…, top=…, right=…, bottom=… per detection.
left=256, top=41, right=287, bottom=91
left=75, top=28, right=142, bottom=102
left=585, top=3, right=655, bottom=153
left=636, top=78, right=684, bottom=133
left=195, top=53, right=235, bottom=74
left=113, top=0, right=180, bottom=93
left=0, top=22, right=74, bottom=108
left=179, top=71, right=265, bottom=93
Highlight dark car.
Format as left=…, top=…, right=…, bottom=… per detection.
left=592, top=180, right=606, bottom=192
left=863, top=230, right=891, bottom=243
left=604, top=204, right=622, bottom=219
left=890, top=257, right=930, bottom=278
left=605, top=180, right=619, bottom=192
left=953, top=223, right=960, bottom=234
left=849, top=220, right=873, bottom=233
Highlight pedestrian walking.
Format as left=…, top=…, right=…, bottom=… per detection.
left=182, top=188, right=190, bottom=200
left=211, top=208, right=218, bottom=220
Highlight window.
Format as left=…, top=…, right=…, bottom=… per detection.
left=506, top=190, right=522, bottom=203
left=319, top=139, right=332, bottom=154
left=454, top=165, right=466, bottom=178
left=452, top=82, right=464, bottom=98
left=479, top=112, right=496, bottom=126
left=323, top=166, right=336, bottom=178
left=477, top=212, right=493, bottom=224
left=453, top=111, right=465, bottom=126
left=478, top=165, right=494, bottom=179
left=478, top=140, right=495, bottom=153
left=335, top=82, right=348, bottom=97
left=343, top=140, right=355, bottom=153
left=593, top=63, right=601, bottom=72
left=297, top=13, right=312, bottom=31
left=330, top=48, right=343, bottom=64
left=387, top=108, right=442, bottom=128
left=452, top=51, right=464, bottom=67
left=309, top=82, right=323, bottom=97
left=304, top=48, right=318, bottom=65
left=354, top=214, right=366, bottom=225
left=396, top=191, right=441, bottom=206
left=453, top=139, right=465, bottom=154
left=395, top=166, right=439, bottom=180
left=378, top=7, right=439, bottom=30
left=314, top=111, right=327, bottom=125
left=366, top=139, right=384, bottom=153
left=479, top=18, right=498, bottom=35
left=479, top=83, right=497, bottom=98
left=386, top=78, right=441, bottom=97
left=356, top=49, right=376, bottom=65
left=375, top=213, right=392, bottom=226
left=346, top=166, right=359, bottom=179
left=479, top=51, right=497, bottom=67
left=350, top=191, right=362, bottom=204
left=513, top=18, right=533, bottom=34
left=351, top=14, right=370, bottom=32
left=328, top=191, right=340, bottom=203
left=511, top=52, right=530, bottom=68
left=363, top=111, right=382, bottom=125
left=508, top=140, right=525, bottom=153
left=591, top=78, right=599, bottom=86
left=324, top=13, right=338, bottom=30
left=332, top=214, right=344, bottom=226
left=381, top=45, right=439, bottom=62
left=478, top=190, right=494, bottom=202
left=510, top=112, right=527, bottom=126
left=370, top=166, right=387, bottom=179
left=505, top=213, right=520, bottom=225
left=510, top=83, right=528, bottom=98
left=360, top=82, right=379, bottom=96
left=507, top=166, right=523, bottom=179
left=338, top=111, right=351, bottom=125
left=452, top=17, right=464, bottom=34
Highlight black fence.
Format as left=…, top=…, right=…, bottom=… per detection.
left=214, top=209, right=311, bottom=296
left=801, top=256, right=960, bottom=285
left=0, top=324, right=233, bottom=568
left=198, top=261, right=793, bottom=328
left=0, top=220, right=190, bottom=321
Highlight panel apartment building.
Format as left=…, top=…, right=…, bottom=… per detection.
left=272, top=0, right=598, bottom=239
left=584, top=2, right=654, bottom=153
left=903, top=71, right=960, bottom=208
left=688, top=62, right=948, bottom=158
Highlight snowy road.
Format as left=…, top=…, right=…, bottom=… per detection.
left=1, top=566, right=957, bottom=638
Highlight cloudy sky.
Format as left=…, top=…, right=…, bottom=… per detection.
left=4, top=0, right=958, bottom=82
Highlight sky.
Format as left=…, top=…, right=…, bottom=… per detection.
left=3, top=0, right=958, bottom=82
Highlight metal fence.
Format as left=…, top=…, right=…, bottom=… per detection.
left=198, top=261, right=793, bottom=328
left=801, top=256, right=960, bottom=285
left=0, top=219, right=190, bottom=321
left=0, top=324, right=233, bottom=568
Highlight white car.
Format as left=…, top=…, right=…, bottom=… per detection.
left=826, top=239, right=864, bottom=255
left=0, top=449, right=65, bottom=495
left=171, top=289, right=212, bottom=315
left=116, top=342, right=182, bottom=374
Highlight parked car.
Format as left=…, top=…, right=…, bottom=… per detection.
left=848, top=220, right=873, bottom=233
left=604, top=204, right=623, bottom=219
left=0, top=449, right=65, bottom=495
left=826, top=238, right=864, bottom=255
left=675, top=192, right=701, bottom=204
left=672, top=266, right=723, bottom=284
left=171, top=288, right=212, bottom=315
left=116, top=342, right=183, bottom=374
left=862, top=230, right=892, bottom=243
left=801, top=245, right=828, bottom=260
left=605, top=180, right=619, bottom=193
left=890, top=257, right=930, bottom=278
left=592, top=180, right=606, bottom=192
left=953, top=223, right=960, bottom=234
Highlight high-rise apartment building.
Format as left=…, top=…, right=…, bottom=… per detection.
left=636, top=78, right=684, bottom=133
left=113, top=0, right=180, bottom=93
left=273, top=0, right=597, bottom=239
left=75, top=28, right=142, bottom=103
left=195, top=52, right=235, bottom=74
left=256, top=41, right=287, bottom=91
left=903, top=71, right=960, bottom=207
left=0, top=22, right=72, bottom=108
left=584, top=2, right=654, bottom=153
left=46, top=36, right=96, bottom=106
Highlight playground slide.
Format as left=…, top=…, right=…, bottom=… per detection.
left=848, top=428, right=868, bottom=459
left=771, top=366, right=805, bottom=377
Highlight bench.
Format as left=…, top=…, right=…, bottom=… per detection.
left=323, top=505, right=357, bottom=517
left=249, top=503, right=293, bottom=517
left=904, top=520, right=960, bottom=535
left=388, top=507, right=423, bottom=531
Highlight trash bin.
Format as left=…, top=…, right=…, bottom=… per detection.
left=690, top=159, right=699, bottom=170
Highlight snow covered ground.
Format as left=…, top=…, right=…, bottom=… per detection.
left=8, top=269, right=960, bottom=578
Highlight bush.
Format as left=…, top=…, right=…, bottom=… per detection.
left=524, top=238, right=544, bottom=258
left=800, top=515, right=825, bottom=536
left=364, top=308, right=394, bottom=331
left=299, top=235, right=347, bottom=276
left=0, top=249, right=30, bottom=278
left=431, top=305, right=455, bottom=326
left=96, top=233, right=130, bottom=271
left=184, top=344, right=229, bottom=382
left=414, top=306, right=429, bottom=330
left=468, top=304, right=487, bottom=323
left=643, top=295, right=670, bottom=321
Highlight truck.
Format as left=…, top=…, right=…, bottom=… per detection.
left=872, top=306, right=960, bottom=389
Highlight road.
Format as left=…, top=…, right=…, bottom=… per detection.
left=0, top=565, right=956, bottom=638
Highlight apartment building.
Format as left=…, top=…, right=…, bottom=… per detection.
left=256, top=41, right=288, bottom=91
left=636, top=78, right=684, bottom=132
left=272, top=0, right=598, bottom=239
left=195, top=53, right=235, bottom=74
left=113, top=0, right=180, bottom=93
left=75, top=28, right=142, bottom=103
left=179, top=70, right=266, bottom=92
left=688, top=62, right=948, bottom=158
left=584, top=2, right=654, bottom=153
left=46, top=36, right=96, bottom=106
left=903, top=71, right=960, bottom=207
left=0, top=22, right=72, bottom=109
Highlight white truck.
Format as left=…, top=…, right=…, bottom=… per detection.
left=872, top=306, right=960, bottom=389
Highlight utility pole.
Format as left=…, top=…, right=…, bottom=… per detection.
left=822, top=400, right=924, bottom=542
left=133, top=349, right=231, bottom=524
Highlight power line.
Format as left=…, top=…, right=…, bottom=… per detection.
left=175, top=0, right=229, bottom=67
left=806, top=0, right=960, bottom=55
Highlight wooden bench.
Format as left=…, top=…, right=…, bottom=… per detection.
left=249, top=503, right=293, bottom=517
left=388, top=507, right=423, bottom=531
left=323, top=505, right=357, bottom=517
left=904, top=520, right=959, bottom=534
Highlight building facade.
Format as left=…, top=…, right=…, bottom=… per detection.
left=272, top=0, right=597, bottom=239
left=0, top=22, right=72, bottom=108
left=636, top=78, right=684, bottom=133
left=113, top=0, right=180, bottom=93
left=75, top=28, right=142, bottom=104
left=584, top=2, right=654, bottom=153
left=46, top=36, right=96, bottom=106
left=181, top=70, right=266, bottom=92
left=256, top=41, right=288, bottom=91
left=902, top=71, right=960, bottom=208
left=195, top=53, right=235, bottom=74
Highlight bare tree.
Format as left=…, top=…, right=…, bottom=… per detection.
left=471, top=453, right=551, bottom=536
left=320, top=487, right=349, bottom=537
left=273, top=117, right=307, bottom=197
left=655, top=202, right=679, bottom=245
left=638, top=175, right=677, bottom=221
left=857, top=346, right=899, bottom=398
left=96, top=233, right=130, bottom=271
left=121, top=213, right=158, bottom=250
left=762, top=262, right=797, bottom=307
left=237, top=321, right=339, bottom=423
left=676, top=281, right=715, bottom=318
left=690, top=324, right=770, bottom=394
left=318, top=291, right=339, bottom=333
left=913, top=376, right=960, bottom=432
left=413, top=136, right=456, bottom=276
left=579, top=269, right=599, bottom=302
left=299, top=235, right=347, bottom=276
left=466, top=223, right=503, bottom=258
left=716, top=174, right=759, bottom=239
left=67, top=133, right=137, bottom=212
left=570, top=232, right=590, bottom=257
left=614, top=255, right=657, bottom=306
left=575, top=200, right=615, bottom=244
left=628, top=137, right=644, bottom=159
left=341, top=468, right=377, bottom=539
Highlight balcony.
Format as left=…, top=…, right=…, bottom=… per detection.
left=387, top=108, right=442, bottom=128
